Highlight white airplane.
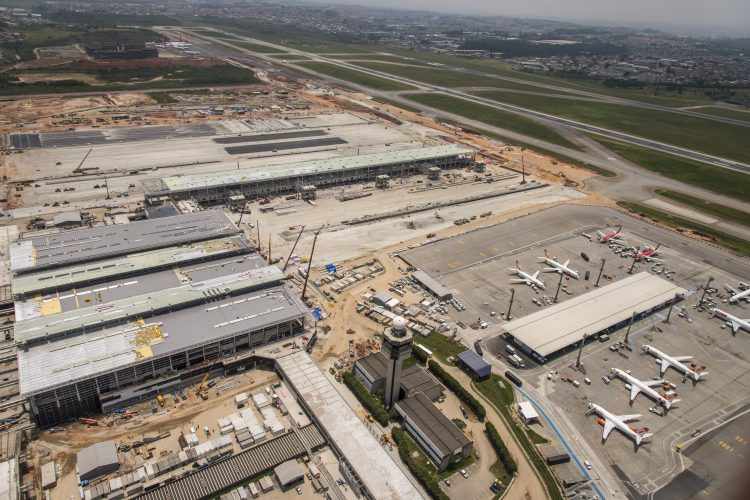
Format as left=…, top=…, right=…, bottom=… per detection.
left=711, top=308, right=750, bottom=335
left=508, top=264, right=546, bottom=289
left=610, top=368, right=680, bottom=410
left=538, top=253, right=580, bottom=279
left=725, top=284, right=750, bottom=304
left=641, top=345, right=708, bottom=382
left=586, top=403, right=653, bottom=447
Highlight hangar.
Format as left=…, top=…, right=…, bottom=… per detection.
left=502, top=272, right=687, bottom=363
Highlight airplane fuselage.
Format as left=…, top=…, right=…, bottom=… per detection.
left=641, top=345, right=706, bottom=382
left=611, top=368, right=676, bottom=409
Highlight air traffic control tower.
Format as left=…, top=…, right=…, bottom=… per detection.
left=382, top=316, right=413, bottom=408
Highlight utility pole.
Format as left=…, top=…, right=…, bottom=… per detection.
left=256, top=220, right=261, bottom=254
left=624, top=311, right=637, bottom=346
left=553, top=272, right=564, bottom=303
left=282, top=225, right=305, bottom=272
left=628, top=254, right=638, bottom=274
left=104, top=177, right=110, bottom=200
left=505, top=289, right=515, bottom=320
left=698, top=276, right=714, bottom=307
left=664, top=294, right=678, bottom=323
left=595, top=258, right=606, bottom=287
left=237, top=203, right=246, bottom=226
left=576, top=334, right=587, bottom=368
left=268, top=234, right=272, bottom=264
left=301, top=230, right=320, bottom=302
left=520, top=149, right=527, bottom=184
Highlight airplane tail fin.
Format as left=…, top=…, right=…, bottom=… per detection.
left=637, top=432, right=654, bottom=445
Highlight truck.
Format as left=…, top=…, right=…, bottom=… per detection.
left=505, top=371, right=523, bottom=387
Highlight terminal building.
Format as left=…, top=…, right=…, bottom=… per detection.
left=9, top=211, right=310, bottom=427
left=143, top=145, right=475, bottom=206
left=502, top=272, right=687, bottom=363
left=394, top=392, right=473, bottom=471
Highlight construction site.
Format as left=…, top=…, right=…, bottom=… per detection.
left=0, top=27, right=748, bottom=500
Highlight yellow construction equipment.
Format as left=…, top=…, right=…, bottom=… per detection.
left=156, top=393, right=165, bottom=407
left=195, top=373, right=210, bottom=399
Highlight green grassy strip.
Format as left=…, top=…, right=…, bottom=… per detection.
left=428, top=360, right=486, bottom=421
left=475, top=375, right=564, bottom=500
left=351, top=61, right=546, bottom=92
left=654, top=189, right=750, bottom=228
left=486, top=422, right=517, bottom=479
left=149, top=92, right=178, bottom=104
left=392, top=427, right=450, bottom=500
left=406, top=93, right=580, bottom=150
left=296, top=62, right=415, bottom=91
left=342, top=372, right=389, bottom=426
left=594, top=137, right=750, bottom=202
left=693, top=106, right=750, bottom=121
left=617, top=201, right=750, bottom=257
left=526, top=428, right=550, bottom=444
left=476, top=90, right=750, bottom=164
left=414, top=332, right=465, bottom=363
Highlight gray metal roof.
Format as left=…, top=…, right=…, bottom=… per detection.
left=9, top=210, right=238, bottom=274
left=135, top=426, right=324, bottom=500
left=274, top=459, right=304, bottom=486
left=277, top=351, right=423, bottom=500
left=11, top=235, right=251, bottom=298
left=77, top=441, right=118, bottom=479
left=412, top=270, right=452, bottom=299
left=14, top=253, right=266, bottom=322
left=503, top=272, right=687, bottom=357
left=395, top=392, right=471, bottom=457
left=143, top=145, right=474, bottom=195
left=457, top=350, right=490, bottom=373
left=18, top=282, right=307, bottom=396
left=14, top=265, right=285, bottom=346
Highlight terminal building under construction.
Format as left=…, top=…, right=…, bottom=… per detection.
left=10, top=211, right=308, bottom=427
left=143, top=145, right=475, bottom=205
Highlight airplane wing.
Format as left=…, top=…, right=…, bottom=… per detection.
left=563, top=260, right=570, bottom=267
left=729, top=321, right=741, bottom=333
left=602, top=420, right=615, bottom=441
left=659, top=359, right=670, bottom=375
left=509, top=279, right=528, bottom=284
left=645, top=379, right=663, bottom=387
left=629, top=385, right=641, bottom=401
left=617, top=414, right=641, bottom=422
left=531, top=271, right=540, bottom=279
left=542, top=267, right=558, bottom=273
left=674, top=356, right=693, bottom=362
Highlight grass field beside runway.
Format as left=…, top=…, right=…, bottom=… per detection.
left=405, top=93, right=580, bottom=150
left=295, top=62, right=416, bottom=91
left=476, top=91, right=750, bottom=164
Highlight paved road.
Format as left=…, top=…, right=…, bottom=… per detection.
left=172, top=27, right=750, bottom=242
left=175, top=29, right=750, bottom=175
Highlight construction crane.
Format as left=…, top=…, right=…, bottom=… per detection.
left=73, top=148, right=93, bottom=174
left=195, top=373, right=210, bottom=400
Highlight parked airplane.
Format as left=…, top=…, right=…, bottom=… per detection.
left=641, top=345, right=708, bottom=382
left=711, top=308, right=750, bottom=335
left=508, top=265, right=546, bottom=289
left=610, top=368, right=680, bottom=410
left=539, top=253, right=580, bottom=279
left=586, top=403, right=653, bottom=447
left=597, top=225, right=624, bottom=243
left=725, top=283, right=750, bottom=304
left=635, top=244, right=662, bottom=262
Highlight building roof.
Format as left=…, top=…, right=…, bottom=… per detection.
left=355, top=352, right=442, bottom=397
left=274, top=460, right=304, bottom=486
left=502, top=272, right=687, bottom=358
left=0, top=460, right=18, bottom=500
left=14, top=264, right=283, bottom=345
left=50, top=212, right=82, bottom=227
left=518, top=401, right=539, bottom=421
left=412, top=270, right=452, bottom=299
left=14, top=253, right=266, bottom=322
left=18, top=283, right=306, bottom=396
left=11, top=235, right=251, bottom=298
left=9, top=210, right=237, bottom=274
left=457, top=350, right=490, bottom=373
left=395, top=392, right=471, bottom=456
left=77, top=441, right=118, bottom=479
left=143, top=145, right=474, bottom=195
left=276, top=351, right=423, bottom=500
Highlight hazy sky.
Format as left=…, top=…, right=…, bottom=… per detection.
left=324, top=0, right=750, bottom=35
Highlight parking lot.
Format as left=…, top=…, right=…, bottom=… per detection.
left=399, top=205, right=750, bottom=498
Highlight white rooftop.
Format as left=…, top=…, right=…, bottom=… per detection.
left=276, top=351, right=423, bottom=500
left=503, top=272, right=686, bottom=358
left=145, top=145, right=473, bottom=194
